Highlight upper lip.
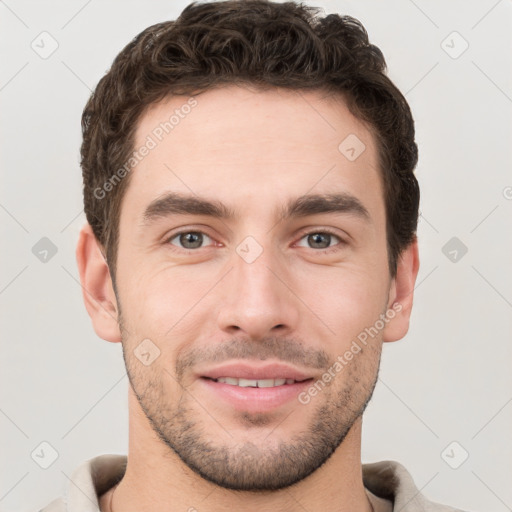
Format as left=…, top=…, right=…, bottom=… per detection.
left=199, top=362, right=314, bottom=381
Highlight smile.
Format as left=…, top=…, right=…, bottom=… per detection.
left=211, top=377, right=303, bottom=387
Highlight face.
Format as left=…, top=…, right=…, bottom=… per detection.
left=114, top=85, right=396, bottom=490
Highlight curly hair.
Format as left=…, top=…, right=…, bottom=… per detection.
left=81, top=0, right=419, bottom=281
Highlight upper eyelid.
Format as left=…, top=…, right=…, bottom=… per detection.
left=295, top=226, right=346, bottom=239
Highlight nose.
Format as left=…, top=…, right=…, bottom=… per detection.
left=216, top=241, right=300, bottom=340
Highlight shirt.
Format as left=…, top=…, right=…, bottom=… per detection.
left=39, top=454, right=468, bottom=512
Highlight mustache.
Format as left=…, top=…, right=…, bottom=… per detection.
left=175, top=336, right=330, bottom=381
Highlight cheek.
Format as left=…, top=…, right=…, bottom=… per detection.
left=295, top=264, right=389, bottom=338
left=120, top=265, right=214, bottom=341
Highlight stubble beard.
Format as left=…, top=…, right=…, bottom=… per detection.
left=121, top=325, right=381, bottom=491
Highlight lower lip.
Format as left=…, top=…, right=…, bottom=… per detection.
left=198, top=378, right=313, bottom=413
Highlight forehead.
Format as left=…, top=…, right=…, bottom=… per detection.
left=123, top=85, right=383, bottom=225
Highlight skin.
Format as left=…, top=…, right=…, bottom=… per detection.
left=77, top=84, right=419, bottom=512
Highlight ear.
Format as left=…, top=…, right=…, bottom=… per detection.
left=76, top=223, right=122, bottom=343
left=382, top=238, right=420, bottom=343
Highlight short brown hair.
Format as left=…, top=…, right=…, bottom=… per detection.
left=81, top=0, right=419, bottom=281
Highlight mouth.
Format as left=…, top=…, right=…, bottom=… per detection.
left=196, top=362, right=316, bottom=413
left=202, top=376, right=311, bottom=388
left=198, top=361, right=315, bottom=382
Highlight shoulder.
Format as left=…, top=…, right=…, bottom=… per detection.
left=363, top=460, right=471, bottom=512
left=37, top=453, right=127, bottom=512
left=38, top=496, right=66, bottom=512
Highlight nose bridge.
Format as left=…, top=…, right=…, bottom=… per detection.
left=217, top=234, right=299, bottom=337
left=235, top=237, right=281, bottom=299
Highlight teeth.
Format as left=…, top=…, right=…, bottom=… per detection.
left=257, top=379, right=276, bottom=388
left=238, top=378, right=258, bottom=387
left=214, top=377, right=298, bottom=387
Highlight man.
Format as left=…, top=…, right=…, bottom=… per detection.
left=41, top=1, right=466, bottom=510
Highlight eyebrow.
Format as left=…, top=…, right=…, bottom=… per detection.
left=141, top=191, right=371, bottom=225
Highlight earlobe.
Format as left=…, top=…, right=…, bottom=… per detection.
left=76, top=223, right=122, bottom=343
left=382, top=238, right=420, bottom=343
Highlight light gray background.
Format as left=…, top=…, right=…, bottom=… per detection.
left=1, top=1, right=511, bottom=511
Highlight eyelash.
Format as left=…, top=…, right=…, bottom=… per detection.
left=164, top=228, right=347, bottom=254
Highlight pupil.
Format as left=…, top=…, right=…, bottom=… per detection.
left=310, top=233, right=330, bottom=249
left=181, top=232, right=202, bottom=249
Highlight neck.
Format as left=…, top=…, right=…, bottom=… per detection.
left=107, top=387, right=372, bottom=512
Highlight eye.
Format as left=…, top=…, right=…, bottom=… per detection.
left=295, top=230, right=346, bottom=252
left=167, top=231, right=215, bottom=251
left=164, top=228, right=346, bottom=254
